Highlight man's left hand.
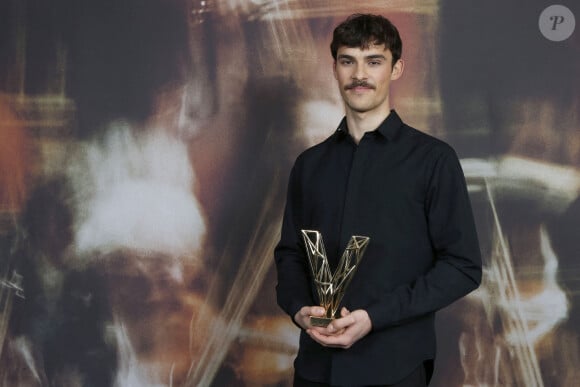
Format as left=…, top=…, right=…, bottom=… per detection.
left=307, top=307, right=372, bottom=349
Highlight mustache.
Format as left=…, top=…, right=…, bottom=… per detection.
left=344, top=80, right=375, bottom=90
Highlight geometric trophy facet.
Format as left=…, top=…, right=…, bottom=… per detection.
left=301, top=230, right=370, bottom=327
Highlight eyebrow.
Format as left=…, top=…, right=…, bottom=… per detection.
left=337, top=54, right=387, bottom=61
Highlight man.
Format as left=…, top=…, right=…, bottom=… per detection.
left=274, top=13, right=482, bottom=387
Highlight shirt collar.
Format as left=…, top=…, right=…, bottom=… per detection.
left=336, top=110, right=403, bottom=142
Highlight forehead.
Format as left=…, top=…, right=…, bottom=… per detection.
left=336, top=44, right=392, bottom=58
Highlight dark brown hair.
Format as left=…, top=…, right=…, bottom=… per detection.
left=330, top=14, right=402, bottom=64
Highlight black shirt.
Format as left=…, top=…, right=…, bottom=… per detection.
left=274, top=110, right=482, bottom=385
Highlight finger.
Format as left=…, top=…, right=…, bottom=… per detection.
left=310, top=306, right=326, bottom=317
left=309, top=329, right=340, bottom=344
left=327, top=315, right=356, bottom=333
left=295, top=308, right=313, bottom=329
left=310, top=329, right=351, bottom=348
left=308, top=324, right=334, bottom=335
left=340, top=307, right=350, bottom=317
left=308, top=329, right=334, bottom=346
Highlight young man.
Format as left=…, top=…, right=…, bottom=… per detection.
left=274, top=14, right=482, bottom=387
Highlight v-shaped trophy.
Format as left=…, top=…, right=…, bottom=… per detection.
left=301, top=230, right=370, bottom=327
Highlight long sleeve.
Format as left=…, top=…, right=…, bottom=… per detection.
left=274, top=159, right=315, bottom=321
left=365, top=148, right=482, bottom=330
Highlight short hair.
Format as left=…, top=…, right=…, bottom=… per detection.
left=330, top=13, right=402, bottom=64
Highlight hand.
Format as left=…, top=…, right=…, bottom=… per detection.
left=308, top=307, right=372, bottom=349
left=294, top=305, right=327, bottom=331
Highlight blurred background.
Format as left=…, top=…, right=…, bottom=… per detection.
left=0, top=0, right=578, bottom=386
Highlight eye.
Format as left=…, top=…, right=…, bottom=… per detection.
left=368, top=60, right=383, bottom=66
left=339, top=59, right=353, bottom=65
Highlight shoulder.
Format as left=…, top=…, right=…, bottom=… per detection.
left=294, top=132, right=339, bottom=165
left=400, top=123, right=458, bottom=161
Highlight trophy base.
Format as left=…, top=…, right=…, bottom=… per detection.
left=310, top=316, right=333, bottom=327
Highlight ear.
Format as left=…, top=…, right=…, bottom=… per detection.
left=333, top=60, right=338, bottom=80
left=390, top=59, right=404, bottom=80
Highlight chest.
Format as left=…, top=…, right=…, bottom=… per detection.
left=302, top=143, right=429, bottom=214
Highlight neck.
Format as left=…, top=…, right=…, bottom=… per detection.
left=345, top=107, right=391, bottom=144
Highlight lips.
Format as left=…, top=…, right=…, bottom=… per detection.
left=350, top=86, right=373, bottom=91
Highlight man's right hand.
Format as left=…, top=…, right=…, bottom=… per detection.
left=294, top=306, right=326, bottom=331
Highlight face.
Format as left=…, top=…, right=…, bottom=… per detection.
left=333, top=44, right=404, bottom=116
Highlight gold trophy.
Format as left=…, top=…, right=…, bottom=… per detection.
left=301, top=230, right=370, bottom=327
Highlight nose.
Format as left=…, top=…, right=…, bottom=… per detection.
left=352, top=63, right=367, bottom=80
